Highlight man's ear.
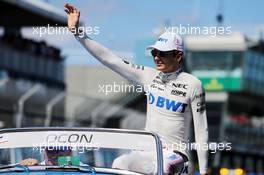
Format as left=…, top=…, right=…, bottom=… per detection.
left=176, top=52, right=183, bottom=64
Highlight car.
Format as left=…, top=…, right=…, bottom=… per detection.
left=0, top=127, right=165, bottom=175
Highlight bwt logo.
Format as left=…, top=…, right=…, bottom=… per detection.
left=158, top=37, right=168, bottom=43
left=148, top=93, right=187, bottom=113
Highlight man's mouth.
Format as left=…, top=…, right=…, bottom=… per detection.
left=156, top=60, right=164, bottom=66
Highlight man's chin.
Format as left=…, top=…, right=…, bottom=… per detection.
left=156, top=65, right=166, bottom=72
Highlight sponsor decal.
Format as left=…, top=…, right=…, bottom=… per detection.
left=172, top=83, right=188, bottom=90
left=196, top=100, right=206, bottom=113
left=195, top=93, right=205, bottom=99
left=131, top=64, right=144, bottom=70
left=197, top=106, right=206, bottom=113
left=171, top=90, right=186, bottom=97
left=0, top=135, right=8, bottom=144
left=123, top=60, right=144, bottom=70
left=150, top=84, right=157, bottom=88
left=175, top=39, right=183, bottom=47
left=123, top=60, right=129, bottom=64
left=152, top=79, right=164, bottom=85
left=197, top=101, right=206, bottom=107
left=182, top=166, right=188, bottom=173
left=169, top=154, right=177, bottom=160
left=155, top=76, right=161, bottom=80
left=158, top=37, right=168, bottom=43
left=158, top=87, right=165, bottom=91
left=195, top=92, right=206, bottom=113
left=148, top=93, right=187, bottom=113
left=46, top=134, right=93, bottom=144
left=150, top=84, right=164, bottom=91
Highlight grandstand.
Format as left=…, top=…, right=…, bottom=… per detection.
left=0, top=0, right=67, bottom=128
left=0, top=0, right=145, bottom=129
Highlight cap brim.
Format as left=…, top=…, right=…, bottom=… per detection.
left=146, top=45, right=155, bottom=50
left=146, top=44, right=176, bottom=51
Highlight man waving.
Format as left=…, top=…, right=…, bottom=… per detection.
left=64, top=3, right=209, bottom=175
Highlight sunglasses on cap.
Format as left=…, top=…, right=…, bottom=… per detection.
left=151, top=49, right=179, bottom=58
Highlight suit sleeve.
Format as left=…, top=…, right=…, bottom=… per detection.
left=75, top=34, right=154, bottom=86
left=190, top=81, right=209, bottom=174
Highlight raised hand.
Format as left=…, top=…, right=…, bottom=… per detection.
left=64, top=3, right=80, bottom=32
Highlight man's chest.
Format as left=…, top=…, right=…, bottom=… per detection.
left=147, top=76, right=191, bottom=113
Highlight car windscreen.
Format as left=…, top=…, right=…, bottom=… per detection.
left=0, top=129, right=160, bottom=174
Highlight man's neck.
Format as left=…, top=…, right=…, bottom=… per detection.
left=161, top=66, right=182, bottom=74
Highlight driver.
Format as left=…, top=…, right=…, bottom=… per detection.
left=20, top=147, right=72, bottom=166
left=64, top=3, right=209, bottom=175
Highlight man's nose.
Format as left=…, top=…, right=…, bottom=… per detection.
left=154, top=55, right=161, bottom=61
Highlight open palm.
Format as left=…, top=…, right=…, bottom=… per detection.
left=64, top=3, right=80, bottom=31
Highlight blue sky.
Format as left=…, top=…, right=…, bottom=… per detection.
left=28, top=0, right=264, bottom=65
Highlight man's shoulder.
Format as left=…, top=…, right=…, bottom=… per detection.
left=179, top=72, right=202, bottom=86
left=143, top=66, right=159, bottom=79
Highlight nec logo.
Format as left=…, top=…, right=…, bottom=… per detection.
left=158, top=37, right=168, bottom=43
left=148, top=93, right=187, bottom=113
left=172, top=83, right=188, bottom=90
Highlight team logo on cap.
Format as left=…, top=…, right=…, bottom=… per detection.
left=175, top=39, right=183, bottom=46
left=158, top=37, right=168, bottom=43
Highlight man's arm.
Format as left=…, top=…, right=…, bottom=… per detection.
left=64, top=3, right=154, bottom=86
left=75, top=35, right=152, bottom=85
left=20, top=158, right=39, bottom=166
left=190, top=81, right=209, bottom=175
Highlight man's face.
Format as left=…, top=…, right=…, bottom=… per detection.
left=151, top=49, right=182, bottom=73
left=44, top=149, right=72, bottom=166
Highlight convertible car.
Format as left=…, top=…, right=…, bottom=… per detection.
left=0, top=128, right=164, bottom=175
